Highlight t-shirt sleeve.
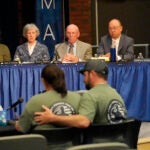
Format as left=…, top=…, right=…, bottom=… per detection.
left=78, top=93, right=97, bottom=122
left=18, top=98, right=36, bottom=133
left=18, top=107, right=33, bottom=133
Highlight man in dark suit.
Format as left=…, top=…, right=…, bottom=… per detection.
left=97, top=18, right=134, bottom=61
left=53, top=24, right=92, bottom=63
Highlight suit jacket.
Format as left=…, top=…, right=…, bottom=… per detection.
left=0, top=44, right=11, bottom=62
left=97, top=34, right=134, bottom=61
left=14, top=41, right=50, bottom=62
left=53, top=40, right=92, bottom=61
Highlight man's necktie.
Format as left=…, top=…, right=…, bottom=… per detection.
left=68, top=44, right=74, bottom=55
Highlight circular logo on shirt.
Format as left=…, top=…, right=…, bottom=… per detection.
left=50, top=101, right=76, bottom=116
left=107, top=99, right=126, bottom=124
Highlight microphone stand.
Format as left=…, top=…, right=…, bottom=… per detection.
left=13, top=106, right=18, bottom=120
left=52, top=54, right=62, bottom=64
left=118, top=54, right=127, bottom=63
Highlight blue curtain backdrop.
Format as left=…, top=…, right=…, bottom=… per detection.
left=35, top=0, right=64, bottom=59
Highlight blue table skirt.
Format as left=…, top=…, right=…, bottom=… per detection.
left=0, top=62, right=150, bottom=121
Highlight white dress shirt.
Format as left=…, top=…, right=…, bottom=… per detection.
left=112, top=36, right=121, bottom=60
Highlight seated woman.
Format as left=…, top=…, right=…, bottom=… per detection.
left=14, top=23, right=50, bottom=63
left=0, top=43, right=11, bottom=62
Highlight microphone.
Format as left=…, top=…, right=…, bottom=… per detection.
left=7, top=98, right=24, bottom=110
left=51, top=45, right=62, bottom=64
left=52, top=52, right=62, bottom=64
left=122, top=53, right=125, bottom=61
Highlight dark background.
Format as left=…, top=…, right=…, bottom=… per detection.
left=0, top=0, right=149, bottom=58
left=0, top=0, right=35, bottom=58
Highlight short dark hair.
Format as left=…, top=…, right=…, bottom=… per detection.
left=96, top=71, right=108, bottom=80
left=41, top=64, right=67, bottom=97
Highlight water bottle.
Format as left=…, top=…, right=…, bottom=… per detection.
left=110, top=45, right=116, bottom=62
left=137, top=53, right=144, bottom=61
left=0, top=105, right=7, bottom=126
left=0, top=105, right=3, bottom=111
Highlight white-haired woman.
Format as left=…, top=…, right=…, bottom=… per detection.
left=14, top=23, right=50, bottom=63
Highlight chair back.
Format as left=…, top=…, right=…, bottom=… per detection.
left=0, top=134, right=47, bottom=150
left=32, top=127, right=81, bottom=149
left=82, top=119, right=141, bottom=149
left=66, top=142, right=129, bottom=150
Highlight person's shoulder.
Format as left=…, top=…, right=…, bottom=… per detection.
left=121, top=34, right=134, bottom=41
left=55, top=42, right=67, bottom=49
left=106, top=84, right=118, bottom=91
left=16, top=42, right=26, bottom=48
left=0, top=43, right=7, bottom=47
left=67, top=91, right=81, bottom=102
left=30, top=93, right=42, bottom=100
left=100, top=34, right=110, bottom=41
left=108, top=86, right=124, bottom=99
left=36, top=41, right=48, bottom=48
left=27, top=93, right=45, bottom=105
left=0, top=43, right=9, bottom=49
left=77, top=40, right=92, bottom=47
left=68, top=91, right=81, bottom=97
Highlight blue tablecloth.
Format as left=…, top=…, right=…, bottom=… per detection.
left=0, top=63, right=85, bottom=119
left=0, top=62, right=150, bottom=121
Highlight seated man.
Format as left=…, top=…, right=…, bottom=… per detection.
left=34, top=60, right=127, bottom=128
left=0, top=43, right=11, bottom=62
left=97, top=18, right=134, bottom=61
left=53, top=24, right=92, bottom=63
left=15, top=64, right=80, bottom=133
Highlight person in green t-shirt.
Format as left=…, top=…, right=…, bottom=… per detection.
left=34, top=60, right=127, bottom=127
left=15, top=64, right=80, bottom=133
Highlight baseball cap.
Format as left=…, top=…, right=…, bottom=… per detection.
left=79, top=60, right=108, bottom=75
